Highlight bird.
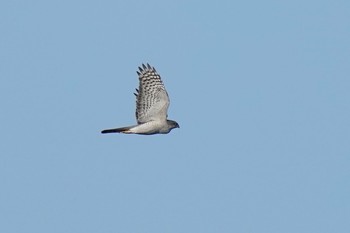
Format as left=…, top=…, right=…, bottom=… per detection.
left=101, top=63, right=179, bottom=135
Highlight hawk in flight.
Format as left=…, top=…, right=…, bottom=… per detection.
left=101, top=64, right=179, bottom=135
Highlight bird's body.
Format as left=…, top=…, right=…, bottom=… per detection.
left=101, top=64, right=179, bottom=135
left=101, top=119, right=178, bottom=135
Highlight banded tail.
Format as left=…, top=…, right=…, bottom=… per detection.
left=101, top=126, right=133, bottom=134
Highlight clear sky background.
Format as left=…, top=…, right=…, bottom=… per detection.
left=1, top=0, right=349, bottom=232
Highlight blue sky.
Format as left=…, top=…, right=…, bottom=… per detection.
left=1, top=0, right=349, bottom=232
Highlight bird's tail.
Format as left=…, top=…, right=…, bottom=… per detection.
left=101, top=126, right=133, bottom=134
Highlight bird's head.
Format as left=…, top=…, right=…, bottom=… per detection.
left=167, top=120, right=180, bottom=131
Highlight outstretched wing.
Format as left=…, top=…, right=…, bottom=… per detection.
left=134, top=64, right=170, bottom=124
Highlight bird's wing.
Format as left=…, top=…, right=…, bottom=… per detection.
left=134, top=64, right=170, bottom=124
